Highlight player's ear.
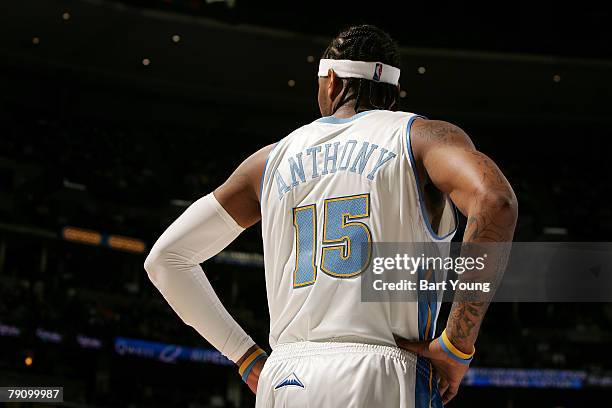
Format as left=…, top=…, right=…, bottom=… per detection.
left=389, top=84, right=401, bottom=110
left=327, top=69, right=343, bottom=100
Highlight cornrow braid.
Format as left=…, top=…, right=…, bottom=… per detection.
left=322, top=24, right=401, bottom=114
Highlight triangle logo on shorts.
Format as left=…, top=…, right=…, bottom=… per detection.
left=274, top=372, right=305, bottom=389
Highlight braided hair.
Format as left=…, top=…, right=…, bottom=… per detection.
left=322, top=24, right=401, bottom=114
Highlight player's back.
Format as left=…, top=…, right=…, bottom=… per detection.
left=260, top=110, right=457, bottom=349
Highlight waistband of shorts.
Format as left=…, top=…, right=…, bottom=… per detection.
left=268, top=341, right=417, bottom=366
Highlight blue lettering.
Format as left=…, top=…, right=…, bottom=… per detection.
left=288, top=153, right=306, bottom=187
left=367, top=148, right=397, bottom=180
left=349, top=142, right=378, bottom=174
left=275, top=170, right=291, bottom=199
left=322, top=142, right=341, bottom=175
left=306, top=146, right=322, bottom=179
left=338, top=140, right=357, bottom=171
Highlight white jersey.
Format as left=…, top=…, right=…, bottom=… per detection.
left=260, top=110, right=457, bottom=350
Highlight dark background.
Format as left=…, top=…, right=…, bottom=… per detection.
left=0, top=0, right=611, bottom=407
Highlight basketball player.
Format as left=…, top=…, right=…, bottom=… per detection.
left=144, top=25, right=517, bottom=407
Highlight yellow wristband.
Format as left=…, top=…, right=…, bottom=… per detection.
left=238, top=348, right=266, bottom=377
left=441, top=329, right=475, bottom=360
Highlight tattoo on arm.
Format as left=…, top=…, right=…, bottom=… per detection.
left=438, top=141, right=516, bottom=352
left=447, top=301, right=487, bottom=342
left=465, top=149, right=506, bottom=186
left=413, top=121, right=471, bottom=146
left=414, top=120, right=517, bottom=351
left=465, top=212, right=511, bottom=242
left=448, top=201, right=514, bottom=349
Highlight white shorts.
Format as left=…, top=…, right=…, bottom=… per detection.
left=256, top=341, right=443, bottom=408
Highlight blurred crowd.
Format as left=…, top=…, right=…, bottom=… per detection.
left=1, top=105, right=611, bottom=407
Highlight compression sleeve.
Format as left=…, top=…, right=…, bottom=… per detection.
left=144, top=193, right=255, bottom=363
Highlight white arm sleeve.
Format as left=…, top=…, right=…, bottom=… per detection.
left=144, top=193, right=255, bottom=363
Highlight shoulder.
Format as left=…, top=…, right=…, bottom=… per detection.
left=410, top=118, right=475, bottom=160
left=269, top=122, right=316, bottom=152
left=367, top=109, right=415, bottom=124
left=248, top=121, right=313, bottom=166
left=243, top=143, right=276, bottom=176
left=220, top=143, right=275, bottom=198
left=411, top=119, right=471, bottom=145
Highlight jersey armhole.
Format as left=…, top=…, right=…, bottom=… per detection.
left=405, top=115, right=458, bottom=241
left=259, top=139, right=285, bottom=205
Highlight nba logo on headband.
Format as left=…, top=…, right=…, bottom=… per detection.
left=373, top=63, right=383, bottom=81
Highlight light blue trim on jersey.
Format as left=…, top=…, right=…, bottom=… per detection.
left=406, top=115, right=459, bottom=241
left=260, top=141, right=281, bottom=200
left=315, top=110, right=374, bottom=124
left=416, top=356, right=442, bottom=408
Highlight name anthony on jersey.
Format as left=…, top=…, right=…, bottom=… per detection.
left=274, top=139, right=397, bottom=199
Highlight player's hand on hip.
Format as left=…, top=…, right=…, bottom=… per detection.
left=245, top=356, right=267, bottom=395
left=394, top=335, right=470, bottom=405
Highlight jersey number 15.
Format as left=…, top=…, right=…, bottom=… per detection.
left=292, top=193, right=372, bottom=288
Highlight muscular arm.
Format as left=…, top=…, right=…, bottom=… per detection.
left=144, top=144, right=273, bottom=393
left=411, top=118, right=518, bottom=353
left=214, top=144, right=273, bottom=372
left=214, top=143, right=273, bottom=228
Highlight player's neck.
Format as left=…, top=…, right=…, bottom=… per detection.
left=331, top=104, right=369, bottom=119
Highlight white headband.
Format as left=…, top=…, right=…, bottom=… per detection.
left=318, top=59, right=400, bottom=85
